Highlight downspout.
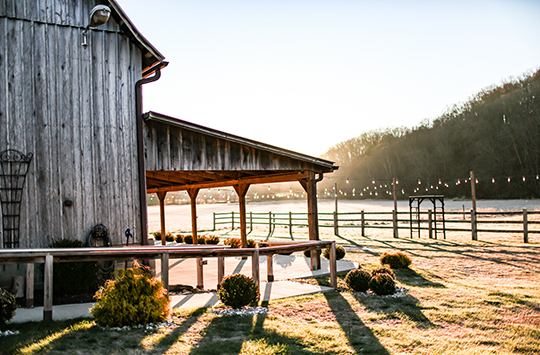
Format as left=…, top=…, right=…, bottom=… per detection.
left=135, top=61, right=169, bottom=245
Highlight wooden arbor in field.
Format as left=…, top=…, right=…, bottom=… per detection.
left=143, top=111, right=337, bottom=275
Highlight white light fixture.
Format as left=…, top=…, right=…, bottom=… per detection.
left=82, top=5, right=111, bottom=47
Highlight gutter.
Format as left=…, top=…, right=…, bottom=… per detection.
left=135, top=61, right=169, bottom=245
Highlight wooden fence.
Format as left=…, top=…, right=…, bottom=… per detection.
left=0, top=240, right=337, bottom=321
left=214, top=209, right=539, bottom=243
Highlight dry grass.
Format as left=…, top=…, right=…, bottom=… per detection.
left=2, top=228, right=539, bottom=354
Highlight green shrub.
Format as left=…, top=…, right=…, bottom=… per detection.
left=371, top=267, right=396, bottom=280
left=345, top=269, right=372, bottom=292
left=197, top=235, right=208, bottom=244
left=0, top=288, right=16, bottom=327
left=153, top=231, right=162, bottom=241
left=218, top=274, right=259, bottom=309
left=49, top=238, right=100, bottom=299
left=322, top=245, right=346, bottom=260
left=206, top=235, right=220, bottom=245
left=224, top=237, right=241, bottom=248
left=91, top=267, right=171, bottom=327
left=380, top=251, right=412, bottom=269
left=369, top=274, right=396, bottom=296
left=175, top=234, right=184, bottom=243
left=165, top=233, right=175, bottom=242
left=183, top=235, right=193, bottom=244
left=246, top=239, right=257, bottom=248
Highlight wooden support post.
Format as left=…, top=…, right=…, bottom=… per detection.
left=26, top=263, right=34, bottom=308
left=329, top=242, right=337, bottom=288
left=428, top=209, right=433, bottom=239
left=234, top=184, right=250, bottom=248
left=361, top=210, right=365, bottom=237
left=393, top=209, right=398, bottom=238
left=267, top=255, right=274, bottom=282
left=471, top=209, right=478, bottom=241
left=161, top=253, right=169, bottom=291
left=523, top=208, right=528, bottom=243
left=43, top=254, right=53, bottom=321
left=217, top=256, right=225, bottom=289
left=157, top=191, right=167, bottom=246
left=252, top=250, right=260, bottom=290
left=300, top=172, right=321, bottom=270
left=188, top=188, right=204, bottom=288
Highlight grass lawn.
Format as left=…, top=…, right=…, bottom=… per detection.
left=2, top=229, right=539, bottom=354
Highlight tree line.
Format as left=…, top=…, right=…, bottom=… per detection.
left=321, top=69, right=540, bottom=199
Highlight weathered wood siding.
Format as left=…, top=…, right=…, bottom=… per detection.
left=144, top=120, right=324, bottom=172
left=0, top=0, right=143, bottom=247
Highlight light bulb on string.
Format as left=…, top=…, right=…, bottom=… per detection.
left=492, top=178, right=495, bottom=183
left=523, top=176, right=526, bottom=182
left=508, top=177, right=511, bottom=182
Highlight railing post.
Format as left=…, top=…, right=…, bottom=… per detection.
left=471, top=209, right=478, bottom=241
left=393, top=209, right=398, bottom=238
left=217, top=256, right=225, bottom=289
left=197, top=257, right=206, bottom=289
left=213, top=212, right=216, bottom=231
left=26, top=263, right=34, bottom=308
left=428, top=209, right=433, bottom=239
left=252, top=250, right=260, bottom=291
left=43, top=254, right=53, bottom=321
left=523, top=208, right=528, bottom=243
left=267, top=255, right=274, bottom=282
left=329, top=242, right=337, bottom=288
left=161, top=252, right=169, bottom=291
left=361, top=210, right=365, bottom=237
left=333, top=211, right=339, bottom=236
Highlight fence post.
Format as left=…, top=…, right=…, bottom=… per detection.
left=252, top=250, right=260, bottom=291
left=249, top=211, right=253, bottom=234
left=43, top=254, right=53, bottom=321
left=217, top=256, right=225, bottom=289
left=428, top=209, right=433, bottom=239
left=471, top=209, right=478, bottom=241
left=26, top=263, right=34, bottom=308
left=361, top=210, right=365, bottom=237
left=333, top=211, right=339, bottom=236
left=161, top=252, right=169, bottom=291
left=213, top=212, right=216, bottom=231
left=329, top=242, right=337, bottom=288
left=523, top=208, right=528, bottom=243
left=267, top=255, right=274, bottom=282
left=231, top=211, right=235, bottom=230
left=393, top=209, right=398, bottom=238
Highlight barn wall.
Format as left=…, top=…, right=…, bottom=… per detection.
left=0, top=0, right=143, bottom=247
left=144, top=120, right=320, bottom=172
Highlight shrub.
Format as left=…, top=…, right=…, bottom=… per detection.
left=380, top=251, right=412, bottom=269
left=206, top=235, right=220, bottom=245
left=175, top=234, right=184, bottom=243
left=91, top=267, right=171, bottom=327
left=197, top=235, right=208, bottom=244
left=165, top=233, right=175, bottom=242
left=49, top=238, right=100, bottom=299
left=345, top=269, right=372, bottom=292
left=183, top=235, right=193, bottom=244
left=371, top=267, right=396, bottom=280
left=322, top=245, right=346, bottom=260
left=218, top=274, right=259, bottom=309
left=153, top=231, right=162, bottom=241
left=246, top=239, right=257, bottom=248
left=224, top=237, right=241, bottom=248
left=0, top=288, right=16, bottom=327
left=369, top=274, right=396, bottom=296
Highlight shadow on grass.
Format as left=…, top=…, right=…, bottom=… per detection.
left=394, top=268, right=446, bottom=288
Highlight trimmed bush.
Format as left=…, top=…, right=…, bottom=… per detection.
left=91, top=267, right=171, bottom=327
left=218, top=274, right=259, bottom=309
left=322, top=245, right=346, bottom=260
left=206, top=235, right=220, bottom=245
left=49, top=238, right=100, bottom=299
left=345, top=269, right=372, bottom=292
left=371, top=267, right=396, bottom=280
left=153, top=231, right=162, bottom=241
left=369, top=274, right=396, bottom=296
left=197, top=235, right=208, bottom=244
left=0, top=288, right=16, bottom=327
left=224, top=237, right=241, bottom=248
left=183, top=235, right=193, bottom=244
left=380, top=251, right=412, bottom=269
left=175, top=234, right=184, bottom=243
left=246, top=239, right=257, bottom=248
left=165, top=232, right=175, bottom=242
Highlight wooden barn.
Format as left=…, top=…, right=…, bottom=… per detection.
left=0, top=0, right=337, bottom=291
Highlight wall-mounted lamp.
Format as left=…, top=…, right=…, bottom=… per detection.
left=82, top=5, right=111, bottom=47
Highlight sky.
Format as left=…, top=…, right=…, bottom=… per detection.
left=118, top=0, right=540, bottom=157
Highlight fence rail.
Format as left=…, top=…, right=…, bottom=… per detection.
left=213, top=208, right=539, bottom=243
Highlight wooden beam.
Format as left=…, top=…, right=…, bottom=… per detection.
left=300, top=172, right=321, bottom=270
left=187, top=188, right=204, bottom=289
left=234, top=183, right=250, bottom=248
left=157, top=191, right=167, bottom=246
